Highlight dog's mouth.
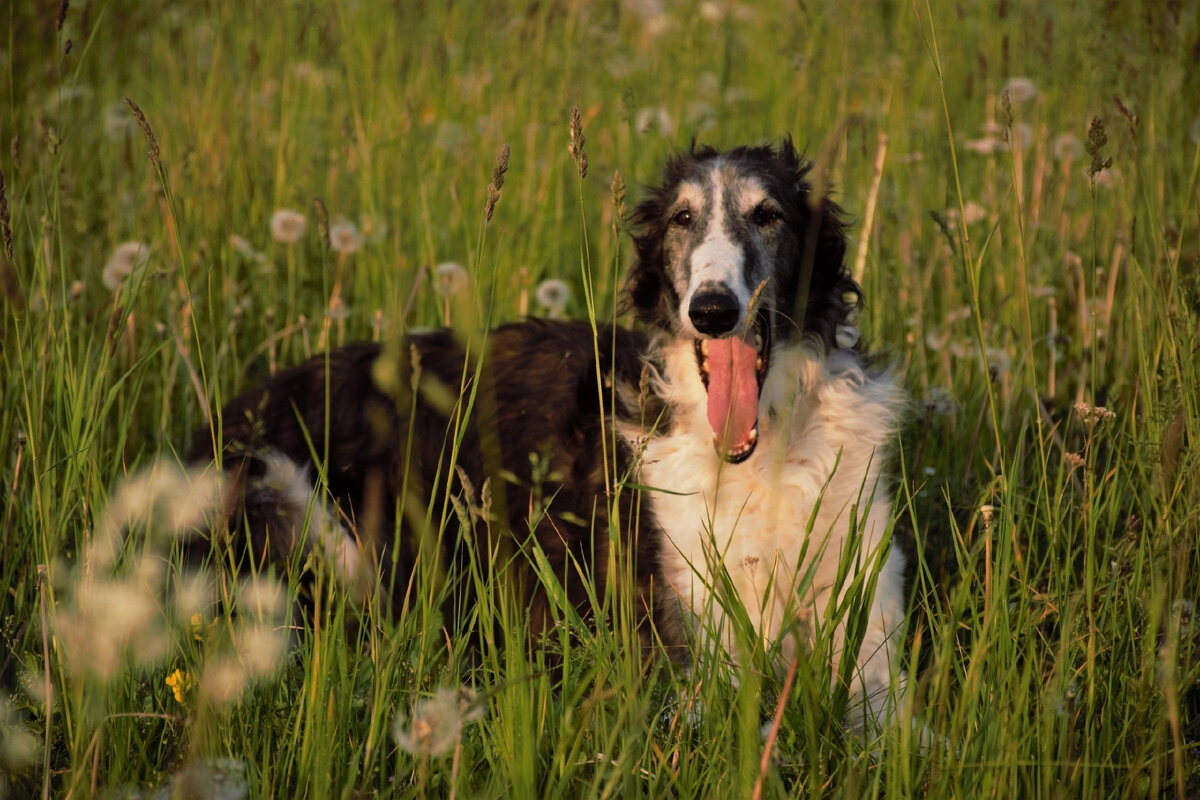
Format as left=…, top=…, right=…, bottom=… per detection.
left=694, top=313, right=771, bottom=464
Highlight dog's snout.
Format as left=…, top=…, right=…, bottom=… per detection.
left=688, top=289, right=741, bottom=336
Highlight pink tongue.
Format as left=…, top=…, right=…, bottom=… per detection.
left=705, top=329, right=759, bottom=455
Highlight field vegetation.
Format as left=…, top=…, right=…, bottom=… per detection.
left=1, top=1, right=1198, bottom=796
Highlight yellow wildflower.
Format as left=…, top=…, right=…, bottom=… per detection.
left=165, top=668, right=196, bottom=704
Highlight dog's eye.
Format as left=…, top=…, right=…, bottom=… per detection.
left=751, top=205, right=782, bottom=227
left=670, top=209, right=692, bottom=228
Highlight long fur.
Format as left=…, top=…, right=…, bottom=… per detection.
left=190, top=139, right=906, bottom=726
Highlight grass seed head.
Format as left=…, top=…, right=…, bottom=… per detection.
left=0, top=170, right=11, bottom=263
left=1085, top=116, right=1113, bottom=179
left=312, top=197, right=331, bottom=251
left=484, top=143, right=511, bottom=222
left=568, top=106, right=588, bottom=179
left=123, top=97, right=161, bottom=171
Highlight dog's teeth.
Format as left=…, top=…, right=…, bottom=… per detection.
left=754, top=333, right=763, bottom=351
left=748, top=428, right=758, bottom=444
left=755, top=356, right=763, bottom=371
left=700, top=339, right=710, bottom=355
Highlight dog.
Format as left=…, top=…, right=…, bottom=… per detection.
left=189, top=139, right=906, bottom=727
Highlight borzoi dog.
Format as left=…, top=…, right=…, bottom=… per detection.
left=190, top=139, right=906, bottom=727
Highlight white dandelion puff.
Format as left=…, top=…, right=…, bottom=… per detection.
left=200, top=658, right=248, bottom=707
left=1053, top=133, right=1082, bottom=161
left=329, top=219, right=361, bottom=254
left=328, top=296, right=351, bottom=321
left=535, top=279, right=570, bottom=318
left=53, top=575, right=168, bottom=680
left=102, top=241, right=151, bottom=290
left=228, top=234, right=265, bottom=263
left=393, top=688, right=485, bottom=758
left=235, top=624, right=288, bottom=677
left=433, top=262, right=469, bottom=297
left=359, top=213, right=387, bottom=243
left=93, top=463, right=224, bottom=567
left=0, top=693, right=40, bottom=772
left=102, top=100, right=138, bottom=141
left=1002, top=77, right=1037, bottom=104
left=635, top=107, right=674, bottom=137
left=238, top=576, right=287, bottom=624
left=698, top=1, right=723, bottom=22
left=165, top=758, right=250, bottom=800
left=269, top=209, right=307, bottom=244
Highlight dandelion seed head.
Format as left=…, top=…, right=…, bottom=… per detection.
left=393, top=687, right=484, bottom=758
left=102, top=241, right=150, bottom=290
left=55, top=575, right=168, bottom=680
left=434, top=262, right=469, bottom=297
left=168, top=757, right=250, bottom=800
left=699, top=1, right=722, bottom=22
left=200, top=658, right=247, bottom=707
left=228, top=234, right=263, bottom=262
left=102, top=100, right=138, bottom=140
left=359, top=213, right=387, bottom=243
left=635, top=107, right=674, bottom=137
left=985, top=347, right=1011, bottom=378
left=329, top=218, right=361, bottom=254
left=96, top=463, right=224, bottom=564
left=173, top=573, right=213, bottom=622
left=328, top=296, right=351, bottom=321
left=1001, top=77, right=1037, bottom=104
left=1053, top=133, right=1082, bottom=161
left=269, top=209, right=307, bottom=244
left=923, top=387, right=957, bottom=416
left=0, top=692, right=40, bottom=771
left=964, top=136, right=1005, bottom=155
left=238, top=576, right=287, bottom=624
left=535, top=279, right=570, bottom=317
left=236, top=624, right=287, bottom=677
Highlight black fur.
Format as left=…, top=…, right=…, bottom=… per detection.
left=190, top=321, right=683, bottom=658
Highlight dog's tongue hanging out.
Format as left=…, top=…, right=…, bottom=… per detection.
left=705, top=327, right=759, bottom=459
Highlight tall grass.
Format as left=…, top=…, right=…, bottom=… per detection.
left=2, top=1, right=1198, bottom=797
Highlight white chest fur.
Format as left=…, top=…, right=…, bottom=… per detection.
left=637, top=338, right=907, bottom=717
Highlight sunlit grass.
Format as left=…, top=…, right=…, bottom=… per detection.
left=1, top=1, right=1198, bottom=797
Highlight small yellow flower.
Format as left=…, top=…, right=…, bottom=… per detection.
left=165, top=668, right=196, bottom=704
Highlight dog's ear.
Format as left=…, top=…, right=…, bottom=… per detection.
left=619, top=190, right=679, bottom=325
left=618, top=239, right=670, bottom=322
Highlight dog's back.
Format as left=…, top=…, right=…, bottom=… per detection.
left=188, top=320, right=685, bottom=657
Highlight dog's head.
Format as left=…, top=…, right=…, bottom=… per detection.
left=621, top=138, right=859, bottom=463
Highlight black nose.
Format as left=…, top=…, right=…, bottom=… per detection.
left=688, top=289, right=741, bottom=336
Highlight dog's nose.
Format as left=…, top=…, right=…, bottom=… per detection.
left=688, top=289, right=741, bottom=336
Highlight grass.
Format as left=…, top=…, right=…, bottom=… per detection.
left=2, top=0, right=1198, bottom=797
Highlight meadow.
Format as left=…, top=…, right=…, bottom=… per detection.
left=2, top=0, right=1198, bottom=797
